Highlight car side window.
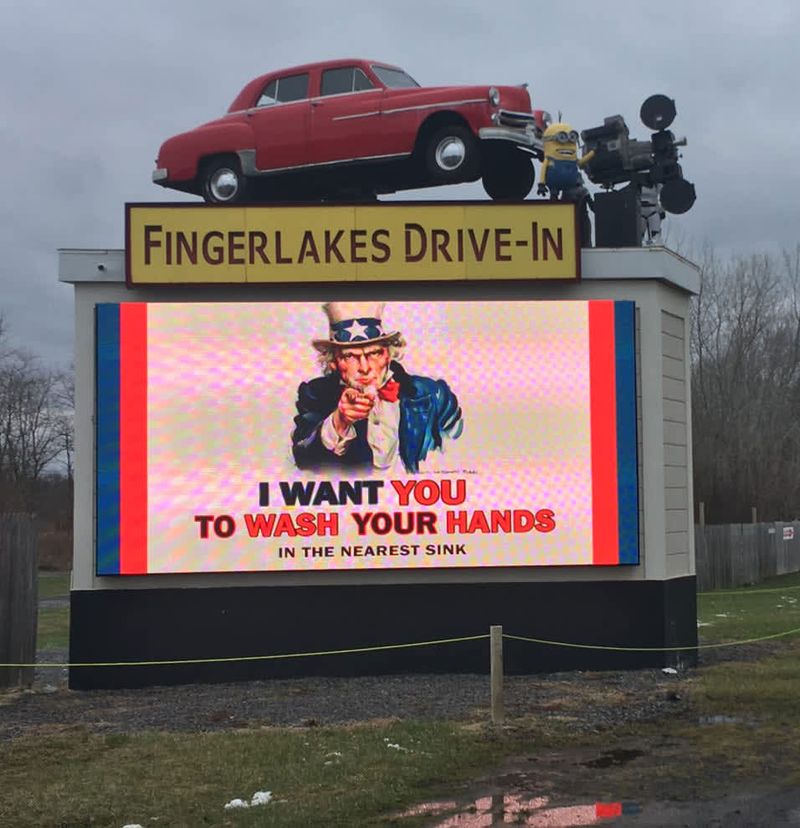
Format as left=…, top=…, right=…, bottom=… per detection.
left=276, top=73, right=309, bottom=103
left=321, top=67, right=375, bottom=96
left=257, top=73, right=309, bottom=107
left=256, top=80, right=277, bottom=107
left=353, top=69, right=373, bottom=91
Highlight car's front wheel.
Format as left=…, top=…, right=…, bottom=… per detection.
left=482, top=149, right=535, bottom=200
left=424, top=125, right=480, bottom=184
left=201, top=156, right=249, bottom=204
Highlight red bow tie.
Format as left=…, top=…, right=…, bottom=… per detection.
left=377, top=379, right=400, bottom=402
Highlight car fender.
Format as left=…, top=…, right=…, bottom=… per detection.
left=412, top=109, right=478, bottom=155
left=158, top=119, right=255, bottom=182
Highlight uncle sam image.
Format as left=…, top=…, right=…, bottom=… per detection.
left=291, top=302, right=463, bottom=473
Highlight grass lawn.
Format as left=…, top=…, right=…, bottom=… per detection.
left=36, top=571, right=70, bottom=651
left=682, top=637, right=800, bottom=791
left=0, top=719, right=548, bottom=828
left=37, top=571, right=70, bottom=601
left=697, top=571, right=800, bottom=644
left=36, top=606, right=69, bottom=650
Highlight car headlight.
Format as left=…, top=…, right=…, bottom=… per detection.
left=488, top=87, right=500, bottom=107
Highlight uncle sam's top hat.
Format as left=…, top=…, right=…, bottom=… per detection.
left=312, top=302, right=400, bottom=352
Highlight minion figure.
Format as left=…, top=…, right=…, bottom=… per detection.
left=537, top=122, right=595, bottom=200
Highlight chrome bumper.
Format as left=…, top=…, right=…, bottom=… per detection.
left=152, top=167, right=169, bottom=183
left=479, top=126, right=542, bottom=152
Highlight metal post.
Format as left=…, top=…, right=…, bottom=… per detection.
left=699, top=501, right=705, bottom=529
left=490, top=625, right=504, bottom=725
left=752, top=506, right=758, bottom=524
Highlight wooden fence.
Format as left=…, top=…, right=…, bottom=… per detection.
left=695, top=521, right=800, bottom=591
left=0, top=513, right=38, bottom=689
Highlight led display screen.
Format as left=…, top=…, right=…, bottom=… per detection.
left=95, top=300, right=638, bottom=574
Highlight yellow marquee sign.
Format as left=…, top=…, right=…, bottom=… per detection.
left=126, top=202, right=579, bottom=285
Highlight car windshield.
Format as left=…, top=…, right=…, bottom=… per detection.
left=372, top=65, right=419, bottom=89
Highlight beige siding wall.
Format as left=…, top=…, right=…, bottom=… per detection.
left=635, top=308, right=645, bottom=569
left=662, top=310, right=690, bottom=577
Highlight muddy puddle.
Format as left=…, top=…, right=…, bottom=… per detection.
left=394, top=793, right=639, bottom=825
left=392, top=745, right=800, bottom=826
left=394, top=788, right=800, bottom=826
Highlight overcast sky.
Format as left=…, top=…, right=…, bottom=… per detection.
left=1, top=0, right=798, bottom=367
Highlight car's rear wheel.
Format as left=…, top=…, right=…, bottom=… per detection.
left=424, top=125, right=480, bottom=184
left=201, top=156, right=249, bottom=204
left=482, top=149, right=535, bottom=200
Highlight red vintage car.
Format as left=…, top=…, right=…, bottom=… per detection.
left=152, top=59, right=550, bottom=203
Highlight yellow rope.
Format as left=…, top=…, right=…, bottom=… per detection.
left=0, top=633, right=489, bottom=669
left=505, top=626, right=800, bottom=652
left=4, top=623, right=800, bottom=670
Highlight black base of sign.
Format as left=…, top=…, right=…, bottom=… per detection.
left=594, top=187, right=643, bottom=248
left=69, top=577, right=697, bottom=689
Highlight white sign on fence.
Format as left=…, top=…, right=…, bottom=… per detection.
left=783, top=526, right=795, bottom=541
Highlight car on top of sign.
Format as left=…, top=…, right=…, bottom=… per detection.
left=152, top=59, right=551, bottom=204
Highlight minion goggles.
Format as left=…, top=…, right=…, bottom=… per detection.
left=544, top=130, right=580, bottom=143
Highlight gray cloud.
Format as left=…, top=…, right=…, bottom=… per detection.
left=1, top=0, right=798, bottom=363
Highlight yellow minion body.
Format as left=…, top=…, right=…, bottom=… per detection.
left=539, top=122, right=595, bottom=188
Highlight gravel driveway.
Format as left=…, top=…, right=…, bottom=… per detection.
left=1, top=653, right=690, bottom=741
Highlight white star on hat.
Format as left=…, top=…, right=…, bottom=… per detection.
left=348, top=319, right=372, bottom=340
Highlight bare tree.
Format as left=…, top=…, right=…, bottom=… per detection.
left=0, top=321, right=70, bottom=511
left=691, top=245, right=800, bottom=522
left=54, top=367, right=74, bottom=483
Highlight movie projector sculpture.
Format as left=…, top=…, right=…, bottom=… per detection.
left=580, top=94, right=696, bottom=247
left=534, top=95, right=695, bottom=247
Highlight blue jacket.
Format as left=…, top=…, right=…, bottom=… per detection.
left=292, top=362, right=463, bottom=473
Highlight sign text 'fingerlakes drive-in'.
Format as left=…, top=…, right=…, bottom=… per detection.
left=126, top=203, right=579, bottom=284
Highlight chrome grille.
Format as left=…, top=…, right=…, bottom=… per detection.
left=496, top=109, right=536, bottom=128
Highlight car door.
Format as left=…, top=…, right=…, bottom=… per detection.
left=309, top=66, right=385, bottom=165
left=248, top=72, right=310, bottom=171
